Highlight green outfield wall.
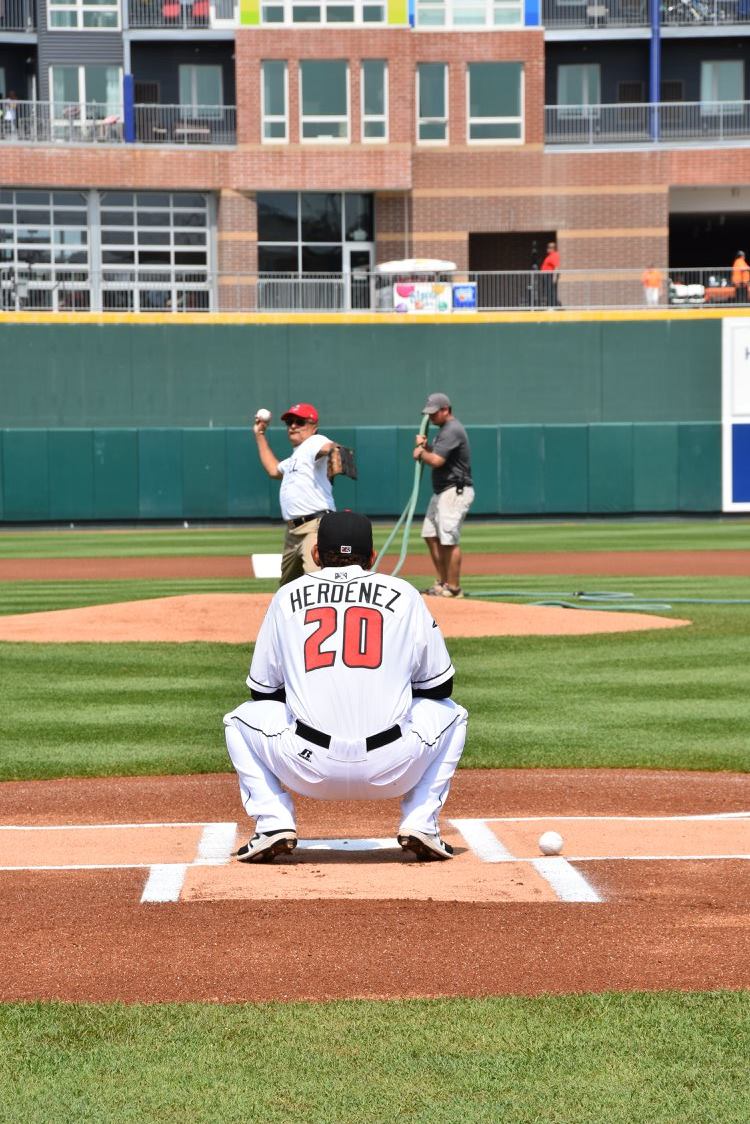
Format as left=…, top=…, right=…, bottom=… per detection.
left=0, top=319, right=720, bottom=427
left=0, top=317, right=723, bottom=518
left=0, top=423, right=721, bottom=521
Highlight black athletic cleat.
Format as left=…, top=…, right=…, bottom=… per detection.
left=397, top=830, right=454, bottom=861
left=235, top=829, right=298, bottom=863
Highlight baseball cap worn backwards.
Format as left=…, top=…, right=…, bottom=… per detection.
left=281, top=402, right=319, bottom=423
left=317, top=511, right=373, bottom=559
left=422, top=392, right=451, bottom=414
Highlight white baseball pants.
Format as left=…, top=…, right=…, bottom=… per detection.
left=224, top=697, right=468, bottom=837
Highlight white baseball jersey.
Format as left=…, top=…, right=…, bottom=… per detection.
left=277, top=433, right=335, bottom=521
left=247, top=566, right=454, bottom=738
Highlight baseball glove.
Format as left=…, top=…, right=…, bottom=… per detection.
left=327, top=444, right=358, bottom=481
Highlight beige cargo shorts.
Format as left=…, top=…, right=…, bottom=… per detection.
left=421, top=486, right=474, bottom=546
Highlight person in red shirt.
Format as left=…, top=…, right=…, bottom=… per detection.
left=541, top=240, right=561, bottom=307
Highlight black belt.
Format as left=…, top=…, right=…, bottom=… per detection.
left=296, top=719, right=401, bottom=753
left=288, top=509, right=332, bottom=529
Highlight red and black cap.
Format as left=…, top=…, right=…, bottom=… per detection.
left=281, top=402, right=319, bottom=423
left=317, top=511, right=373, bottom=559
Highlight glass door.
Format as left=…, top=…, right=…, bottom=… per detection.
left=344, top=245, right=373, bottom=310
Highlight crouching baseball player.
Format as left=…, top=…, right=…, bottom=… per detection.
left=223, top=510, right=468, bottom=863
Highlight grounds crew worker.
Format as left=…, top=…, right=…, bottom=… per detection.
left=414, top=392, right=474, bottom=599
left=254, top=402, right=335, bottom=587
left=224, top=510, right=468, bottom=863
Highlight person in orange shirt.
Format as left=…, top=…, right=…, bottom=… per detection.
left=732, top=250, right=749, bottom=304
left=541, top=240, right=561, bottom=307
left=641, top=265, right=663, bottom=307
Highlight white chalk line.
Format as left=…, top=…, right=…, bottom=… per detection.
left=451, top=813, right=750, bottom=823
left=0, top=821, right=231, bottom=831
left=450, top=817, right=602, bottom=903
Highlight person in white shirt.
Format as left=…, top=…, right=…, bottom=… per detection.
left=224, top=511, right=468, bottom=863
left=254, top=401, right=335, bottom=586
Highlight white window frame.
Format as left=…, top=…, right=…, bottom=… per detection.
left=414, top=0, right=522, bottom=26
left=260, top=0, right=386, bottom=22
left=46, top=0, right=120, bottom=30
left=467, top=62, right=524, bottom=144
left=361, top=60, right=388, bottom=143
left=299, top=60, right=350, bottom=144
left=700, top=59, right=744, bottom=116
left=261, top=60, right=288, bottom=143
left=178, top=64, right=224, bottom=120
left=417, top=62, right=448, bottom=146
left=50, top=64, right=123, bottom=130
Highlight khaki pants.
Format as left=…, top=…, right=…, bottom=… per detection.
left=279, top=517, right=323, bottom=586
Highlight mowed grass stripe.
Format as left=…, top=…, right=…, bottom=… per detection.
left=0, top=517, right=749, bottom=558
left=2, top=590, right=749, bottom=778
left=1, top=993, right=748, bottom=1124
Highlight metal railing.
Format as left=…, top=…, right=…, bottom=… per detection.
left=0, top=0, right=35, bottom=29
left=134, top=104, right=236, bottom=144
left=2, top=267, right=748, bottom=314
left=128, top=0, right=237, bottom=27
left=546, top=100, right=750, bottom=145
left=542, top=0, right=749, bottom=27
left=0, top=101, right=236, bottom=145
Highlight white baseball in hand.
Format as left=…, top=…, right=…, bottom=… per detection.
left=255, top=408, right=272, bottom=422
left=538, top=830, right=564, bottom=856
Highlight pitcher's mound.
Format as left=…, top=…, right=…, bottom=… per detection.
left=0, top=593, right=690, bottom=642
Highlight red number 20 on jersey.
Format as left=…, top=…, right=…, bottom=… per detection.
left=304, top=606, right=383, bottom=671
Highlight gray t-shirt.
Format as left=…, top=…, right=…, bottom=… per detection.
left=431, top=416, right=473, bottom=495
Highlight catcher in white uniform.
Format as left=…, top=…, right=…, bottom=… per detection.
left=224, top=511, right=468, bottom=863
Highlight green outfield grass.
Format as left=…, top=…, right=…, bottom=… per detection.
left=1, top=992, right=748, bottom=1124
left=2, top=575, right=749, bottom=780
left=0, top=516, right=748, bottom=558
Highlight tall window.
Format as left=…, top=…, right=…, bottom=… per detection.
left=467, top=62, right=523, bottom=142
left=417, top=63, right=448, bottom=143
left=179, top=65, right=224, bottom=119
left=557, top=63, right=601, bottom=117
left=51, top=65, right=121, bottom=122
left=47, top=0, right=119, bottom=28
left=300, top=61, right=349, bottom=141
left=257, top=191, right=373, bottom=272
left=415, top=0, right=521, bottom=25
left=701, top=60, right=744, bottom=114
left=361, top=60, right=387, bottom=141
left=262, top=61, right=288, bottom=142
left=0, top=189, right=89, bottom=310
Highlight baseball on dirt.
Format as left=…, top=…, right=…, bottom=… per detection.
left=538, top=830, right=564, bottom=856
left=255, top=408, right=272, bottom=422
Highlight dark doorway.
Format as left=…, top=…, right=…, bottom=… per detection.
left=469, top=231, right=556, bottom=308
left=670, top=212, right=750, bottom=271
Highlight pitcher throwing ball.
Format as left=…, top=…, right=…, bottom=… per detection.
left=223, top=511, right=468, bottom=863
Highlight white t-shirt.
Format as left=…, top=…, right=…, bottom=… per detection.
left=247, top=565, right=455, bottom=737
left=277, top=432, right=335, bottom=521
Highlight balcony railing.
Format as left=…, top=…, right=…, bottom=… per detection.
left=542, top=0, right=750, bottom=28
left=546, top=100, right=750, bottom=145
left=0, top=267, right=746, bottom=314
left=128, top=0, right=237, bottom=27
left=0, top=101, right=236, bottom=145
left=134, top=104, right=236, bottom=144
left=0, top=0, right=35, bottom=30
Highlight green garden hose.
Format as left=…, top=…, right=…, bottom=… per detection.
left=372, top=414, right=429, bottom=577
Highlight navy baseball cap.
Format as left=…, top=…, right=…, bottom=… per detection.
left=317, top=511, right=373, bottom=558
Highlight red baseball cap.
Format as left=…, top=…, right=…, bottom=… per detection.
left=281, top=402, right=319, bottom=423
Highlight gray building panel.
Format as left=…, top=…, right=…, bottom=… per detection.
left=37, top=0, right=123, bottom=100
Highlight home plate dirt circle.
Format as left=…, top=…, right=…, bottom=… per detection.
left=0, top=592, right=691, bottom=642
left=2, top=769, right=749, bottom=1003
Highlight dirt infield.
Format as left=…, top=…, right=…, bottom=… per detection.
left=1, top=769, right=749, bottom=1003
left=0, top=548, right=749, bottom=581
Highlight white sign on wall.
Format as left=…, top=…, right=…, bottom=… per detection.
left=721, top=318, right=750, bottom=511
